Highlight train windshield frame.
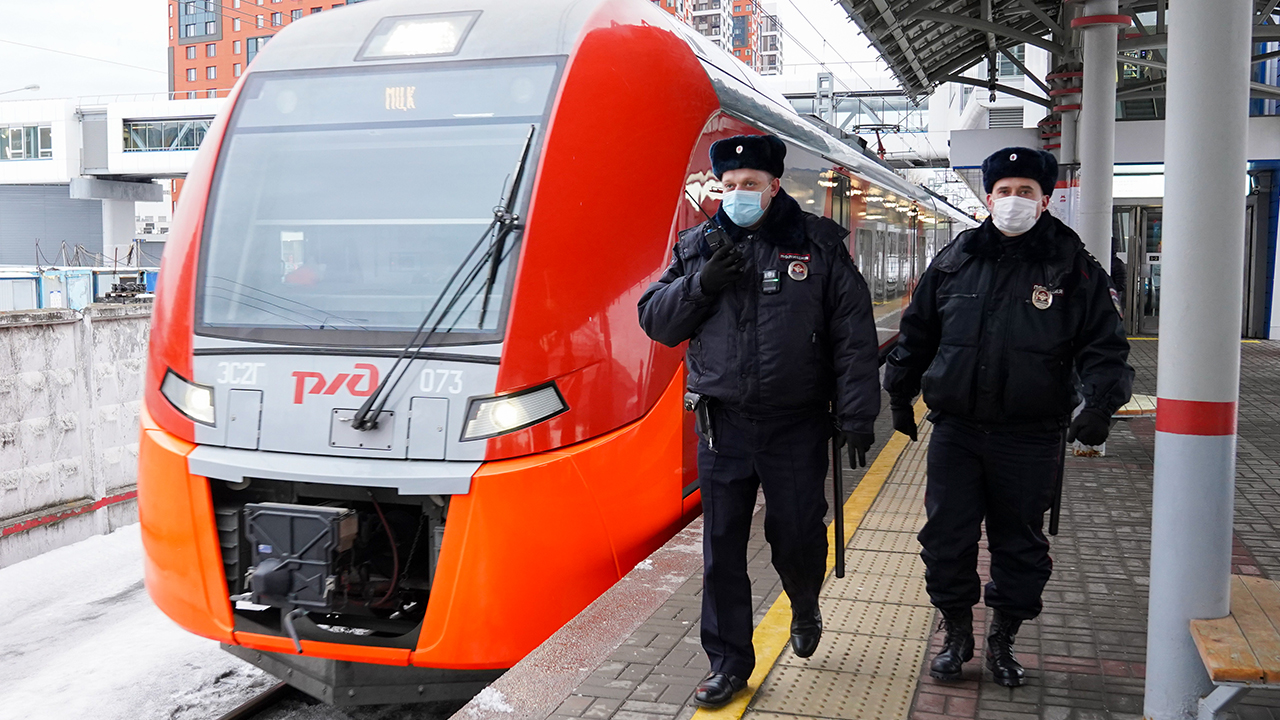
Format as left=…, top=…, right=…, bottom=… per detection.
left=195, top=57, right=564, bottom=347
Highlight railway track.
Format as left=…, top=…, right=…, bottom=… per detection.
left=214, top=682, right=309, bottom=720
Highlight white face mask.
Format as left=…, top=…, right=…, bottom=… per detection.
left=990, top=195, right=1042, bottom=236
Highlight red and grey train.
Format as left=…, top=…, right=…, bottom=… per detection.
left=138, top=0, right=975, bottom=700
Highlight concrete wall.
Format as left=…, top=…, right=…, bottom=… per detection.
left=0, top=304, right=150, bottom=568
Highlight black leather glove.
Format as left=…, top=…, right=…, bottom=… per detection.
left=699, top=243, right=746, bottom=295
left=890, top=402, right=917, bottom=442
left=1067, top=407, right=1112, bottom=446
left=843, top=431, right=874, bottom=468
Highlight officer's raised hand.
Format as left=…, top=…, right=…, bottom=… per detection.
left=842, top=431, right=874, bottom=468
left=1067, top=407, right=1111, bottom=446
left=699, top=244, right=747, bottom=295
left=890, top=401, right=918, bottom=442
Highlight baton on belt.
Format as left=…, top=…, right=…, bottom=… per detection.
left=832, top=436, right=845, bottom=578
left=1049, top=429, right=1068, bottom=536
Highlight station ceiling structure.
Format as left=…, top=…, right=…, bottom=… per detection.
left=834, top=0, right=1280, bottom=105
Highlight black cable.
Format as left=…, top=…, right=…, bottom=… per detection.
left=368, top=493, right=399, bottom=608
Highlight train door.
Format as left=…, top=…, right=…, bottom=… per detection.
left=855, top=227, right=874, bottom=285
left=872, top=230, right=887, bottom=303
left=830, top=173, right=852, bottom=235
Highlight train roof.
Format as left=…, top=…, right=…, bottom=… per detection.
left=248, top=0, right=599, bottom=73
left=250, top=0, right=941, bottom=209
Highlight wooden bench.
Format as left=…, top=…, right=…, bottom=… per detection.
left=1189, top=575, right=1280, bottom=718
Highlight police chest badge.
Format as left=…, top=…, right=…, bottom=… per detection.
left=1031, top=285, right=1053, bottom=310
left=788, top=261, right=809, bottom=281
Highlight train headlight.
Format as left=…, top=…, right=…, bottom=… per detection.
left=461, top=382, right=568, bottom=441
left=357, top=12, right=480, bottom=61
left=160, top=369, right=216, bottom=425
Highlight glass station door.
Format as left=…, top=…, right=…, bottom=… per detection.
left=1113, top=205, right=1162, bottom=335
left=1138, top=209, right=1162, bottom=335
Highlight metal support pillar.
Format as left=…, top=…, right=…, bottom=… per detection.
left=1075, top=0, right=1122, bottom=262
left=1059, top=109, right=1077, bottom=165
left=1143, top=0, right=1253, bottom=718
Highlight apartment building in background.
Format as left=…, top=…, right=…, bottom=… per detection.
left=757, top=3, right=782, bottom=75
left=167, top=0, right=367, bottom=99
left=652, top=0, right=781, bottom=75
left=650, top=0, right=693, bottom=25
left=729, top=2, right=759, bottom=70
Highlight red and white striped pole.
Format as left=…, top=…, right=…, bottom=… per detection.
left=1143, top=0, right=1253, bottom=717
left=1072, top=0, right=1130, bottom=262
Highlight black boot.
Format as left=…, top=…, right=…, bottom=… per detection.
left=985, top=610, right=1025, bottom=687
left=928, top=607, right=974, bottom=681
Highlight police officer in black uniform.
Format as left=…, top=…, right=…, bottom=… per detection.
left=639, top=135, right=881, bottom=708
left=883, top=147, right=1132, bottom=688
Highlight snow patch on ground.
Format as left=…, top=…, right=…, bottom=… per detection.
left=0, top=524, right=269, bottom=719
left=0, top=525, right=476, bottom=720
left=464, top=687, right=514, bottom=715
left=632, top=559, right=654, bottom=571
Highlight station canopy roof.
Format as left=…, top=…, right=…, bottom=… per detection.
left=835, top=0, right=1280, bottom=102
left=834, top=0, right=1069, bottom=100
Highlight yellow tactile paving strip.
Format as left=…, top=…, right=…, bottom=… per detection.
left=745, top=420, right=934, bottom=720
left=690, top=403, right=929, bottom=720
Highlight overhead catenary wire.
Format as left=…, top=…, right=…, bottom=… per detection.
left=740, top=0, right=894, bottom=95
left=0, top=38, right=166, bottom=75
left=740, top=0, right=945, bottom=165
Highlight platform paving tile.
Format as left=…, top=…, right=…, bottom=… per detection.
left=552, top=342, right=1280, bottom=720
left=550, top=402, right=900, bottom=719
left=901, top=339, right=1280, bottom=719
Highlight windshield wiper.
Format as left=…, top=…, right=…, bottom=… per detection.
left=349, top=125, right=537, bottom=432
left=478, top=125, right=535, bottom=327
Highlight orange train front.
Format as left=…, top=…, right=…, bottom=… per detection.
left=138, top=0, right=974, bottom=702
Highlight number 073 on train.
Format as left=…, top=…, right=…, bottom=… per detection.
left=137, top=0, right=975, bottom=702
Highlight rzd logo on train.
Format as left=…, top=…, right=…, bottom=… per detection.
left=291, top=364, right=379, bottom=404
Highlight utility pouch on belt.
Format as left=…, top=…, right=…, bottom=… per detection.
left=684, top=391, right=716, bottom=452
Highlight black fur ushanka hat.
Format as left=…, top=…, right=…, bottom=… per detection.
left=710, top=134, right=787, bottom=179
left=981, top=146, right=1058, bottom=196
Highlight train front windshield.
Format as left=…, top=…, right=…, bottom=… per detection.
left=197, top=61, right=560, bottom=346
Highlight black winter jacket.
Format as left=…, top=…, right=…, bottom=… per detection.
left=883, top=213, right=1133, bottom=429
left=638, top=189, right=881, bottom=434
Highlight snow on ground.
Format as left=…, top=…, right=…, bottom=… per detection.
left=0, top=526, right=475, bottom=720
left=0, top=525, right=272, bottom=720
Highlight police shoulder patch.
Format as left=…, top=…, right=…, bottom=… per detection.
left=1110, top=287, right=1124, bottom=318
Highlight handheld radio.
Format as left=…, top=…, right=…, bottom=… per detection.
left=683, top=188, right=731, bottom=252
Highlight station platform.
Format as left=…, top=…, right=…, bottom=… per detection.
left=460, top=339, right=1280, bottom=720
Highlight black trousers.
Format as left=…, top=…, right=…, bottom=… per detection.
left=918, top=419, right=1062, bottom=621
left=698, top=407, right=829, bottom=680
